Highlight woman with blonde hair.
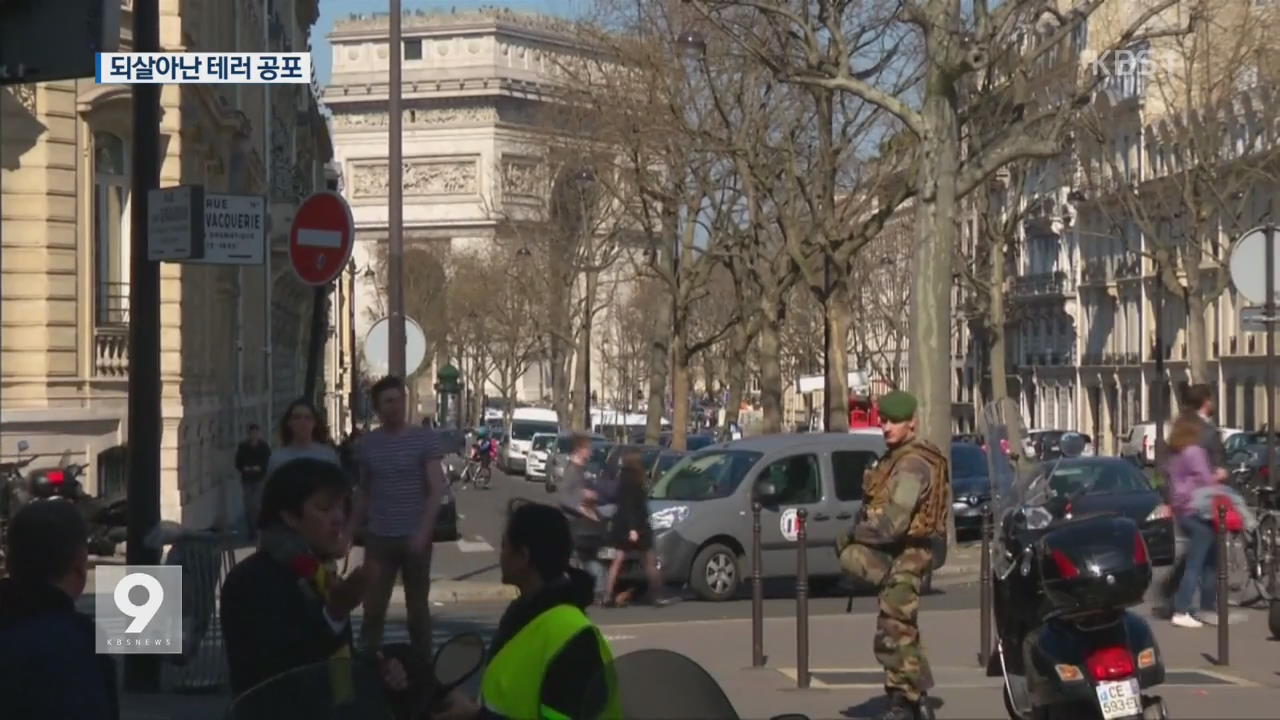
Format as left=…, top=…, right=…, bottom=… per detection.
left=1163, top=414, right=1219, bottom=628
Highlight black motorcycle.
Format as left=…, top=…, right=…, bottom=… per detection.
left=2, top=442, right=127, bottom=558
left=983, top=425, right=1168, bottom=720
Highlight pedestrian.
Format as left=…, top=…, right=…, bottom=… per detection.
left=556, top=434, right=608, bottom=602
left=435, top=502, right=619, bottom=720
left=836, top=390, right=949, bottom=720
left=1162, top=414, right=1223, bottom=628
left=0, top=501, right=119, bottom=720
left=1158, top=384, right=1229, bottom=605
left=266, top=399, right=341, bottom=478
left=235, top=423, right=272, bottom=540
left=347, top=375, right=447, bottom=669
left=220, top=458, right=411, bottom=701
left=601, top=451, right=674, bottom=607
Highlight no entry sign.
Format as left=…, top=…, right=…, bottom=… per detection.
left=289, top=191, right=355, bottom=286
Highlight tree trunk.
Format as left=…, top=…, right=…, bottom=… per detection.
left=670, top=319, right=691, bottom=450
left=570, top=312, right=592, bottom=432
left=986, top=236, right=1025, bottom=455
left=644, top=218, right=677, bottom=445
left=759, top=315, right=785, bottom=434
left=826, top=286, right=852, bottom=432
left=1186, top=284, right=1209, bottom=384
left=722, top=324, right=751, bottom=434
left=909, top=87, right=960, bottom=453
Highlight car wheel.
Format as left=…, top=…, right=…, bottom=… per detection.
left=690, top=543, right=740, bottom=602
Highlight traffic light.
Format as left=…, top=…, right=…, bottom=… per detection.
left=1, top=0, right=120, bottom=85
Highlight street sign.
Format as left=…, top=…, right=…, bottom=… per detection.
left=147, top=185, right=204, bottom=261
left=363, top=316, right=428, bottom=377
left=1241, top=306, right=1280, bottom=333
left=191, top=193, right=265, bottom=265
left=1228, top=226, right=1280, bottom=304
left=289, top=191, right=354, bottom=286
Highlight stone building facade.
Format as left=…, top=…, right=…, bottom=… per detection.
left=0, top=0, right=332, bottom=524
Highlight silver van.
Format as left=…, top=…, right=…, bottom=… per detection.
left=646, top=432, right=888, bottom=601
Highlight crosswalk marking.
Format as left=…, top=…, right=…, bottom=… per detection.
left=456, top=537, right=494, bottom=553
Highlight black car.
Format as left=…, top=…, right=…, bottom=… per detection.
left=950, top=442, right=1010, bottom=539
left=1038, top=457, right=1175, bottom=566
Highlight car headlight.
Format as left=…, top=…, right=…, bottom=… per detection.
left=649, top=505, right=690, bottom=530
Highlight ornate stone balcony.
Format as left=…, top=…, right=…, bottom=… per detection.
left=94, top=327, right=128, bottom=378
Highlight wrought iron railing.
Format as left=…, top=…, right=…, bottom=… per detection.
left=96, top=281, right=130, bottom=326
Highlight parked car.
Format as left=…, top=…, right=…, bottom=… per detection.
left=950, top=441, right=1014, bottom=539
left=645, top=433, right=887, bottom=601
left=1038, top=456, right=1175, bottom=566
left=526, top=432, right=557, bottom=481
left=1120, top=421, right=1160, bottom=466
left=659, top=433, right=717, bottom=452
left=499, top=408, right=560, bottom=475
left=649, top=449, right=686, bottom=486
left=1223, top=430, right=1280, bottom=459
left=1024, top=429, right=1094, bottom=460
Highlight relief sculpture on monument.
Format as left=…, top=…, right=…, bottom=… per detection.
left=352, top=159, right=478, bottom=197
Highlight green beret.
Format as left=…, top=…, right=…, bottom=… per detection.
left=879, top=390, right=918, bottom=422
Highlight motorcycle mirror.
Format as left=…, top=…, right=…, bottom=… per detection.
left=1058, top=433, right=1086, bottom=458
left=17, top=440, right=29, bottom=453
left=433, top=633, right=485, bottom=689
left=769, top=715, right=812, bottom=720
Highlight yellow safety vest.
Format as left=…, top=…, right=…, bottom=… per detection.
left=479, top=604, right=621, bottom=720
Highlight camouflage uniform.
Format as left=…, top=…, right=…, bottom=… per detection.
left=838, top=435, right=950, bottom=704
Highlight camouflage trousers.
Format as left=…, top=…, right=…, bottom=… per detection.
left=839, top=540, right=934, bottom=700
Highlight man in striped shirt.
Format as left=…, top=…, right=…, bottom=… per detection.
left=348, top=375, right=446, bottom=666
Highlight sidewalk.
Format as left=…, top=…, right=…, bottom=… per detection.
left=598, top=603, right=1280, bottom=719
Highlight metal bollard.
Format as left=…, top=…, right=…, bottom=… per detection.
left=751, top=501, right=765, bottom=668
left=979, top=504, right=993, bottom=668
left=796, top=508, right=810, bottom=689
left=1216, top=503, right=1229, bottom=665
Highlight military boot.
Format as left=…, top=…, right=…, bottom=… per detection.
left=875, top=692, right=917, bottom=720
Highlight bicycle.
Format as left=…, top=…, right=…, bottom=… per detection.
left=1224, top=461, right=1279, bottom=605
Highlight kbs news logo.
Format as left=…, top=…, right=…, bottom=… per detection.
left=1081, top=47, right=1159, bottom=81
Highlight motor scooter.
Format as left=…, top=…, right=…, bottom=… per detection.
left=6, top=445, right=127, bottom=557
left=982, top=412, right=1168, bottom=720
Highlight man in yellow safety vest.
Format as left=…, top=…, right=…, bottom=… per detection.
left=438, top=502, right=620, bottom=720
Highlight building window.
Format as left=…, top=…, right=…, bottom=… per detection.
left=94, top=131, right=129, bottom=326
left=404, top=39, right=423, bottom=60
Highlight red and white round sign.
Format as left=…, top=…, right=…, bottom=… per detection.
left=289, top=191, right=355, bottom=286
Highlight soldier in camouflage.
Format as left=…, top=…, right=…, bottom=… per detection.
left=836, top=390, right=951, bottom=720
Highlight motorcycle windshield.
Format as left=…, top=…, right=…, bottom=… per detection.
left=225, top=655, right=395, bottom=720
left=980, top=400, right=1045, bottom=575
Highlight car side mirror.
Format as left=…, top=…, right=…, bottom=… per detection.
left=755, top=480, right=780, bottom=503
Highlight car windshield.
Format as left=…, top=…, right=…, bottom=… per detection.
left=511, top=421, right=557, bottom=441
left=650, top=450, right=763, bottom=501
left=531, top=435, right=554, bottom=451
left=950, top=444, right=988, bottom=477
left=1042, top=460, right=1150, bottom=496
left=589, top=443, right=613, bottom=468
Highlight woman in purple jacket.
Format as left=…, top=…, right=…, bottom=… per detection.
left=1164, top=416, right=1220, bottom=628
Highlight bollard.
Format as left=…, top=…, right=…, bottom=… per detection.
left=979, top=504, right=992, bottom=668
left=751, top=501, right=765, bottom=668
left=796, top=508, right=810, bottom=689
left=1216, top=503, right=1229, bottom=665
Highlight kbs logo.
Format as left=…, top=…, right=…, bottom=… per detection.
left=94, top=565, right=182, bottom=654
left=1082, top=47, right=1159, bottom=81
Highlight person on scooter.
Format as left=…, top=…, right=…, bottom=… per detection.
left=469, top=427, right=497, bottom=479
left=437, top=501, right=619, bottom=720
left=835, top=391, right=950, bottom=720
left=221, top=458, right=409, bottom=699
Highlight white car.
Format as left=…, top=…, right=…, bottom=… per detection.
left=499, top=408, right=559, bottom=474
left=526, top=432, right=557, bottom=481
left=1120, top=422, right=1160, bottom=466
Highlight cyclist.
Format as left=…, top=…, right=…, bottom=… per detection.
left=465, top=427, right=498, bottom=486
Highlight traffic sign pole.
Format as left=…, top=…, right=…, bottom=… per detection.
left=1267, top=224, right=1276, bottom=489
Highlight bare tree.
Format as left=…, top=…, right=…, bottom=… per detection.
left=1077, top=3, right=1280, bottom=384
left=691, top=0, right=1191, bottom=448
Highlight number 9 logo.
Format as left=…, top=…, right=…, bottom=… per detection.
left=115, top=572, right=165, bottom=633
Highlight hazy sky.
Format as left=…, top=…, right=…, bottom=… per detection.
left=313, top=0, right=580, bottom=86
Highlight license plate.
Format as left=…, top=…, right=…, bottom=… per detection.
left=1095, top=679, right=1141, bottom=720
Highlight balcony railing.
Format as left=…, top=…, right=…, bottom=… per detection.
left=1010, top=271, right=1071, bottom=298
left=95, top=282, right=130, bottom=327
left=94, top=327, right=128, bottom=377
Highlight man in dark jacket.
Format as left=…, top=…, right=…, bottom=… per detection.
left=235, top=423, right=272, bottom=539
left=0, top=501, right=119, bottom=720
left=1182, top=384, right=1227, bottom=476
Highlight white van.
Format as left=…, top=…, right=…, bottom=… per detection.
left=500, top=408, right=560, bottom=475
